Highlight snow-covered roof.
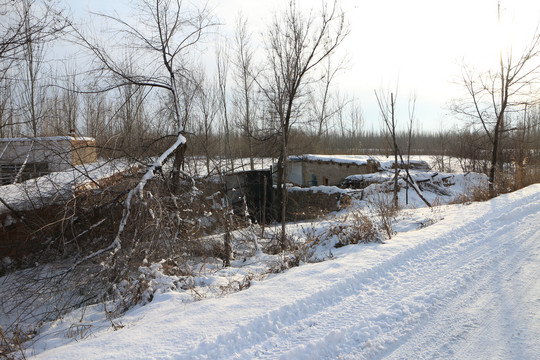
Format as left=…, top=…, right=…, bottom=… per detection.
left=289, top=154, right=378, bottom=166
left=288, top=185, right=350, bottom=194
left=345, top=173, right=393, bottom=182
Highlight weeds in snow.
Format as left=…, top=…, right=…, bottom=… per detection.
left=0, top=320, right=30, bottom=360
left=295, top=212, right=383, bottom=263
left=450, top=185, right=492, bottom=204
left=328, top=212, right=381, bottom=247
left=367, top=190, right=398, bottom=239
left=65, top=323, right=93, bottom=341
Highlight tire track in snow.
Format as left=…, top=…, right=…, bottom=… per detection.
left=379, top=209, right=540, bottom=360
left=181, top=189, right=540, bottom=359
left=250, top=215, right=526, bottom=360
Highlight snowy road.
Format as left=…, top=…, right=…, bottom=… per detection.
left=32, top=185, right=540, bottom=359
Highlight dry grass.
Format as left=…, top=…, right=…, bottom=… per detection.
left=329, top=212, right=381, bottom=247
left=368, top=192, right=398, bottom=239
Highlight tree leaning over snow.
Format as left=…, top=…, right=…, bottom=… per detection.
left=68, top=0, right=216, bottom=263
left=258, top=0, right=348, bottom=250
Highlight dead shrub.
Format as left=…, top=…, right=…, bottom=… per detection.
left=367, top=191, right=398, bottom=239
left=0, top=174, right=234, bottom=348
left=65, top=323, right=93, bottom=341
left=293, top=213, right=382, bottom=264
left=0, top=321, right=31, bottom=360
left=450, top=185, right=492, bottom=204
left=219, top=275, right=253, bottom=296
left=330, top=212, right=381, bottom=247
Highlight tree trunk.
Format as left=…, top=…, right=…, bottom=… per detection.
left=172, top=139, right=186, bottom=193
left=391, top=93, right=398, bottom=208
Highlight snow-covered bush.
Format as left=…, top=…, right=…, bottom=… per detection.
left=329, top=212, right=381, bottom=247
left=295, top=212, right=383, bottom=263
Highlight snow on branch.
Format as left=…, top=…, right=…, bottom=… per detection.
left=113, top=133, right=187, bottom=252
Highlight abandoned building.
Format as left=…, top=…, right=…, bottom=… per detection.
left=286, top=154, right=380, bottom=186
left=0, top=135, right=97, bottom=185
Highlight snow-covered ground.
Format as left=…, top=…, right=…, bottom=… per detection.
left=26, top=183, right=540, bottom=359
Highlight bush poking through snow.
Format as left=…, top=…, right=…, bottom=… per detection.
left=296, top=212, right=383, bottom=263
left=450, top=185, right=492, bottom=204
left=218, top=274, right=253, bottom=296
left=330, top=212, right=382, bottom=247
left=0, top=322, right=30, bottom=360
left=367, top=190, right=398, bottom=239
left=65, top=323, right=93, bottom=341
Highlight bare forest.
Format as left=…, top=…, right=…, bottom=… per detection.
left=1, top=0, right=540, bottom=357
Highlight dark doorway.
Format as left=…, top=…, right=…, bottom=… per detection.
left=223, top=169, right=273, bottom=224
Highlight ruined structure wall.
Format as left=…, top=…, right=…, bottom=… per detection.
left=0, top=138, right=98, bottom=184
left=0, top=139, right=73, bottom=172
left=286, top=189, right=351, bottom=221
left=300, top=161, right=372, bottom=186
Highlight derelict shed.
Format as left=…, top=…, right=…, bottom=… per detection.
left=287, top=154, right=380, bottom=186
left=0, top=135, right=98, bottom=185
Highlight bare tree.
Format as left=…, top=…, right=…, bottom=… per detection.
left=310, top=56, right=345, bottom=137
left=193, top=69, right=218, bottom=175
left=0, top=0, right=67, bottom=137
left=348, top=99, right=364, bottom=152
left=0, top=0, right=65, bottom=66
left=81, top=86, right=110, bottom=141
left=20, top=0, right=47, bottom=137
left=68, top=0, right=216, bottom=264
left=375, top=89, right=431, bottom=208
left=405, top=93, right=416, bottom=205
left=259, top=0, right=348, bottom=250
left=375, top=90, right=399, bottom=208
left=40, top=62, right=81, bottom=136
left=216, top=46, right=233, bottom=171
left=453, top=4, right=540, bottom=194
left=232, top=16, right=258, bottom=170
left=0, top=75, right=16, bottom=137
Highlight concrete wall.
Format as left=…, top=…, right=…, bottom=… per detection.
left=0, top=139, right=72, bottom=171
left=0, top=137, right=97, bottom=184
left=286, top=188, right=351, bottom=221
left=289, top=161, right=303, bottom=185
left=287, top=159, right=378, bottom=186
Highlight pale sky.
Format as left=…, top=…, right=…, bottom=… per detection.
left=72, top=0, right=540, bottom=132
